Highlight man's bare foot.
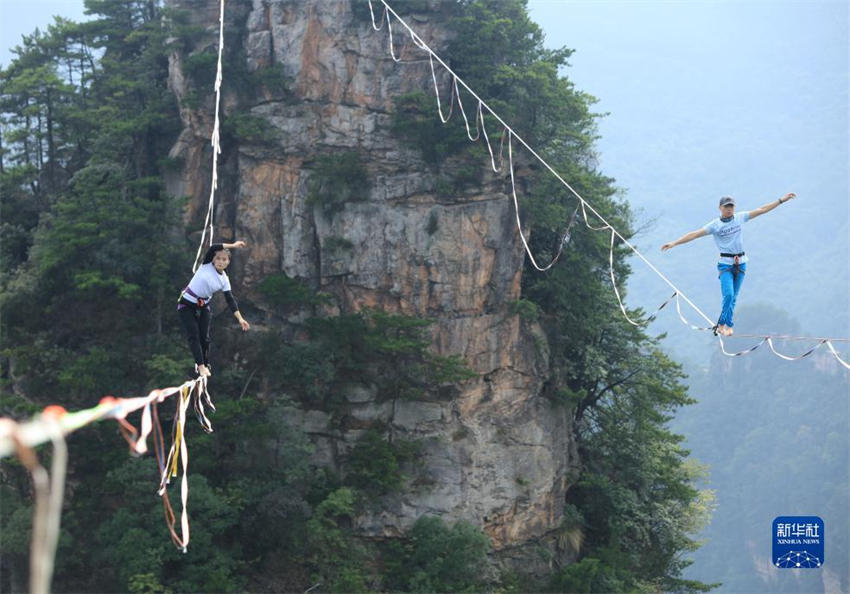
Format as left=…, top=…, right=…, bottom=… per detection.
left=723, top=326, right=734, bottom=336
left=716, top=324, right=727, bottom=336
left=197, top=364, right=212, bottom=377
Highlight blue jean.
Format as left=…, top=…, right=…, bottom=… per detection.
left=717, top=262, right=746, bottom=327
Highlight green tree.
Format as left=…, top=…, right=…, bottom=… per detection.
left=382, top=515, right=491, bottom=593
left=345, top=427, right=420, bottom=497
left=305, top=488, right=370, bottom=593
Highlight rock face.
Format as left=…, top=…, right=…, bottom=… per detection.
left=165, top=0, right=578, bottom=560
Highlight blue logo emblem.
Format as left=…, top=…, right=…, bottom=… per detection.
left=772, top=516, right=824, bottom=569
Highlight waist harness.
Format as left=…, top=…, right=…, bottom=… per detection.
left=719, top=252, right=745, bottom=278
left=178, top=286, right=209, bottom=309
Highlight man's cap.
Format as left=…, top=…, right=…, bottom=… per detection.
left=719, top=196, right=736, bottom=207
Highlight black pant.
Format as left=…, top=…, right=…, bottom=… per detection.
left=178, top=305, right=212, bottom=366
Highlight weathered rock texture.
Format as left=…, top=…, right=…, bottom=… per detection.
left=165, top=0, right=577, bottom=561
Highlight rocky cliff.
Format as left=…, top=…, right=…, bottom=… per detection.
left=165, top=0, right=577, bottom=562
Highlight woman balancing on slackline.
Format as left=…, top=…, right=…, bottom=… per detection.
left=178, top=241, right=250, bottom=377
left=661, top=193, right=796, bottom=337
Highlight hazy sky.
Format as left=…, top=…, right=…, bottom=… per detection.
left=527, top=0, right=848, bottom=208
left=0, top=0, right=89, bottom=66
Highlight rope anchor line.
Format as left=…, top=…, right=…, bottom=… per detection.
left=191, top=0, right=227, bottom=273
left=366, top=0, right=850, bottom=370
left=0, top=413, right=67, bottom=594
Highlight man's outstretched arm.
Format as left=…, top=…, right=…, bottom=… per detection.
left=749, top=192, right=796, bottom=220
left=662, top=228, right=709, bottom=251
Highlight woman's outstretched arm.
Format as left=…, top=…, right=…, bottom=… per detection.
left=234, top=310, right=250, bottom=332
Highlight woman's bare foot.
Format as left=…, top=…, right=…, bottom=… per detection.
left=197, top=364, right=212, bottom=377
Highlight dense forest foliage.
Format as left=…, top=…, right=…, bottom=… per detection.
left=2, top=1, right=714, bottom=592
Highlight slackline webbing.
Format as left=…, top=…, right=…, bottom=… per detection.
left=0, top=376, right=213, bottom=593
left=191, top=0, right=227, bottom=273
left=0, top=379, right=215, bottom=539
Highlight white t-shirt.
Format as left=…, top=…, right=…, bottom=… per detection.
left=703, top=212, right=751, bottom=264
left=183, top=263, right=231, bottom=304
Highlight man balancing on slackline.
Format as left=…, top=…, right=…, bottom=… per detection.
left=661, top=192, right=796, bottom=337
